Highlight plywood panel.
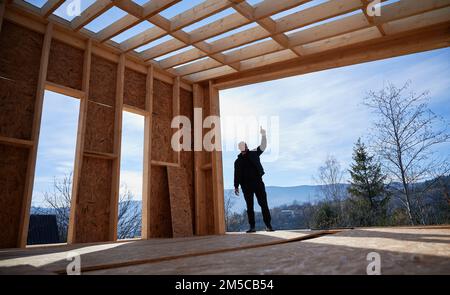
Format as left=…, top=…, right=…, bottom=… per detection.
left=89, top=55, right=117, bottom=106
left=47, top=39, right=84, bottom=90
left=204, top=170, right=215, bottom=234
left=0, top=21, right=42, bottom=140
left=84, top=101, right=114, bottom=153
left=179, top=89, right=195, bottom=227
left=150, top=166, right=172, bottom=238
left=74, top=157, right=113, bottom=243
left=151, top=79, right=174, bottom=163
left=0, top=145, right=29, bottom=248
left=167, top=166, right=193, bottom=238
left=123, top=67, right=146, bottom=110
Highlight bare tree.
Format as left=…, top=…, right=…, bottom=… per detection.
left=224, top=190, right=236, bottom=230
left=315, top=155, right=346, bottom=203
left=40, top=173, right=73, bottom=242
left=365, top=81, right=450, bottom=225
left=37, top=172, right=142, bottom=241
left=117, top=184, right=141, bottom=239
left=314, top=155, right=347, bottom=226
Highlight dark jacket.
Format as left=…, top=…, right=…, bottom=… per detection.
left=234, top=146, right=265, bottom=188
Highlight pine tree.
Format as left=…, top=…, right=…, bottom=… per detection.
left=348, top=139, right=388, bottom=225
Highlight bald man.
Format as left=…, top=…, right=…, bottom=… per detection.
left=234, top=127, right=273, bottom=233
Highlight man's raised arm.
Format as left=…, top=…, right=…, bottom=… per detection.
left=259, top=127, right=267, bottom=153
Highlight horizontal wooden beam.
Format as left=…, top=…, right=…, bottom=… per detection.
left=45, top=81, right=86, bottom=99
left=0, top=136, right=34, bottom=148
left=212, top=23, right=450, bottom=89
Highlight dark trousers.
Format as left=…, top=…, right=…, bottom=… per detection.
left=242, top=179, right=271, bottom=228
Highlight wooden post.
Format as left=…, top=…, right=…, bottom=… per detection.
left=18, top=23, right=53, bottom=248
left=67, top=38, right=92, bottom=244
left=0, top=0, right=6, bottom=32
left=209, top=81, right=225, bottom=234
left=142, top=65, right=154, bottom=239
left=193, top=83, right=206, bottom=235
left=173, top=76, right=181, bottom=165
left=110, top=53, right=125, bottom=241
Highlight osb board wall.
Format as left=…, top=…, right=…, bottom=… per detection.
left=0, top=20, right=42, bottom=140
left=84, top=101, right=115, bottom=153
left=150, top=166, right=173, bottom=238
left=74, top=157, right=113, bottom=243
left=167, top=166, right=193, bottom=238
left=0, top=145, right=29, bottom=248
left=152, top=79, right=176, bottom=163
left=123, top=68, right=146, bottom=110
left=89, top=55, right=117, bottom=107
left=204, top=170, right=216, bottom=234
left=201, top=85, right=215, bottom=234
left=180, top=89, right=195, bottom=228
left=47, top=39, right=84, bottom=90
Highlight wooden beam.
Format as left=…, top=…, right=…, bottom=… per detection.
left=0, top=136, right=34, bottom=148
left=41, top=0, right=65, bottom=18
left=110, top=54, right=126, bottom=241
left=360, top=0, right=386, bottom=36
left=213, top=23, right=450, bottom=89
left=170, top=0, right=244, bottom=32
left=68, top=39, right=92, bottom=244
left=112, top=0, right=144, bottom=18
left=71, top=0, right=113, bottom=31
left=173, top=76, right=181, bottom=164
left=149, top=0, right=312, bottom=68
left=18, top=23, right=53, bottom=248
left=231, top=1, right=302, bottom=57
left=208, top=81, right=225, bottom=234
left=96, top=0, right=175, bottom=43
left=193, top=84, right=206, bottom=235
left=0, top=0, right=7, bottom=32
left=185, top=0, right=450, bottom=81
left=45, top=81, right=86, bottom=99
left=142, top=65, right=154, bottom=239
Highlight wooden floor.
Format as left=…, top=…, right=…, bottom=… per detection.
left=0, top=226, right=449, bottom=275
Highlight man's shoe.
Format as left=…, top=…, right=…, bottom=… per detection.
left=246, top=228, right=256, bottom=233
left=265, top=226, right=275, bottom=232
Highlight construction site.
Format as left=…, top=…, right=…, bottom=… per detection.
left=0, top=0, right=449, bottom=276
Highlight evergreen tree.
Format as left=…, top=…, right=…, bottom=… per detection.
left=348, top=139, right=388, bottom=225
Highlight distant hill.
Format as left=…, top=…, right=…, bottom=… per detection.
left=225, top=184, right=349, bottom=213
left=31, top=186, right=349, bottom=215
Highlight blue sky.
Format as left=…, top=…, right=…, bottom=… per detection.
left=220, top=47, right=450, bottom=189
left=28, top=1, right=450, bottom=206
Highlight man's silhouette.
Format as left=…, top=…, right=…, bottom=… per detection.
left=234, top=127, right=274, bottom=233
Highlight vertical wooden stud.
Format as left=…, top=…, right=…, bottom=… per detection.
left=18, top=23, right=53, bottom=247
left=173, top=76, right=181, bottom=165
left=67, top=39, right=92, bottom=244
left=209, top=81, right=226, bottom=234
left=142, top=65, right=154, bottom=239
left=110, top=53, right=125, bottom=241
left=193, top=83, right=206, bottom=235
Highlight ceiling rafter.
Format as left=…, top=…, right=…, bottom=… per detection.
left=7, top=0, right=450, bottom=84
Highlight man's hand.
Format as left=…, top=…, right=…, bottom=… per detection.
left=234, top=187, right=239, bottom=196
left=260, top=126, right=266, bottom=136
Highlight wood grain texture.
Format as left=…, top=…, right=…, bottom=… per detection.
left=0, top=20, right=42, bottom=140
left=47, top=39, right=84, bottom=90
left=179, top=88, right=195, bottom=228
left=167, top=166, right=193, bottom=238
left=123, top=67, right=146, bottom=110
left=74, top=157, right=113, bottom=243
left=84, top=101, right=115, bottom=154
left=151, top=79, right=175, bottom=163
left=150, top=166, right=173, bottom=238
left=0, top=145, right=29, bottom=248
left=89, top=55, right=117, bottom=106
